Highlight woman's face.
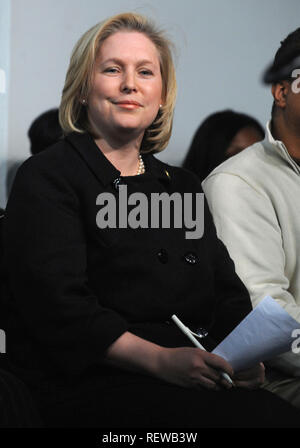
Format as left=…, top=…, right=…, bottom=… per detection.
left=225, top=126, right=263, bottom=157
left=87, top=31, right=163, bottom=141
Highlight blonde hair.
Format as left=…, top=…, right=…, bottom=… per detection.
left=59, top=12, right=177, bottom=153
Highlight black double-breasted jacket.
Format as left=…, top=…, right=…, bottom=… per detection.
left=3, top=132, right=251, bottom=380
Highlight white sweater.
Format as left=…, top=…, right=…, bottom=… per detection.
left=203, top=122, right=300, bottom=375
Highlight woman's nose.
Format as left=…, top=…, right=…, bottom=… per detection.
left=120, top=71, right=137, bottom=93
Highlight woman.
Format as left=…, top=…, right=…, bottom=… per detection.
left=3, top=13, right=300, bottom=428
left=183, top=110, right=265, bottom=182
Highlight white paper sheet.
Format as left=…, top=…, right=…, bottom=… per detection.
left=212, top=296, right=300, bottom=371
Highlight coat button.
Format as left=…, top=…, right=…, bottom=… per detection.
left=157, top=249, right=168, bottom=264
left=183, top=252, right=198, bottom=265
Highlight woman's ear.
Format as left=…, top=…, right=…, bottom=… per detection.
left=271, top=81, right=289, bottom=109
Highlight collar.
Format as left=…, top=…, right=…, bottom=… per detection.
left=264, top=121, right=300, bottom=174
left=265, top=120, right=276, bottom=145
left=142, top=152, right=172, bottom=184
left=66, top=132, right=171, bottom=186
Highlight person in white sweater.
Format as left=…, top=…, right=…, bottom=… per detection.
left=203, top=28, right=300, bottom=407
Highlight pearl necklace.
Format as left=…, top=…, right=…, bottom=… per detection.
left=136, top=154, right=145, bottom=175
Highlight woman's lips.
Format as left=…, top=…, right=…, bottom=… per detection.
left=112, top=100, right=142, bottom=109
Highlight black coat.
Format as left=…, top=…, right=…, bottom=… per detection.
left=3, top=132, right=251, bottom=379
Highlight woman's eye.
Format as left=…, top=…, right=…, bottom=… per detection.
left=139, top=69, right=153, bottom=76
left=104, top=67, right=119, bottom=74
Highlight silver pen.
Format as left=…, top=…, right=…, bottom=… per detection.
left=171, top=314, right=234, bottom=387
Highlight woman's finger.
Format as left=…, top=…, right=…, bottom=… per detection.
left=194, top=361, right=233, bottom=390
left=193, top=375, right=220, bottom=391
left=205, top=352, right=234, bottom=377
left=199, top=365, right=222, bottom=383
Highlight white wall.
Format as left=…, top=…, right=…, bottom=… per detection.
left=0, top=0, right=10, bottom=207
left=5, top=0, right=300, bottom=205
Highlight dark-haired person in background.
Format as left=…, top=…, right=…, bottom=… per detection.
left=28, top=108, right=62, bottom=155
left=203, top=28, right=300, bottom=407
left=6, top=109, right=62, bottom=198
left=183, top=110, right=264, bottom=182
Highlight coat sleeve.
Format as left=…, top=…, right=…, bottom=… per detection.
left=173, top=167, right=253, bottom=346
left=4, top=156, right=129, bottom=376
left=203, top=172, right=300, bottom=374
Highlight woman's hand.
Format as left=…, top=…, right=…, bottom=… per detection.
left=105, top=332, right=234, bottom=391
left=233, top=362, right=265, bottom=389
left=156, top=347, right=234, bottom=391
